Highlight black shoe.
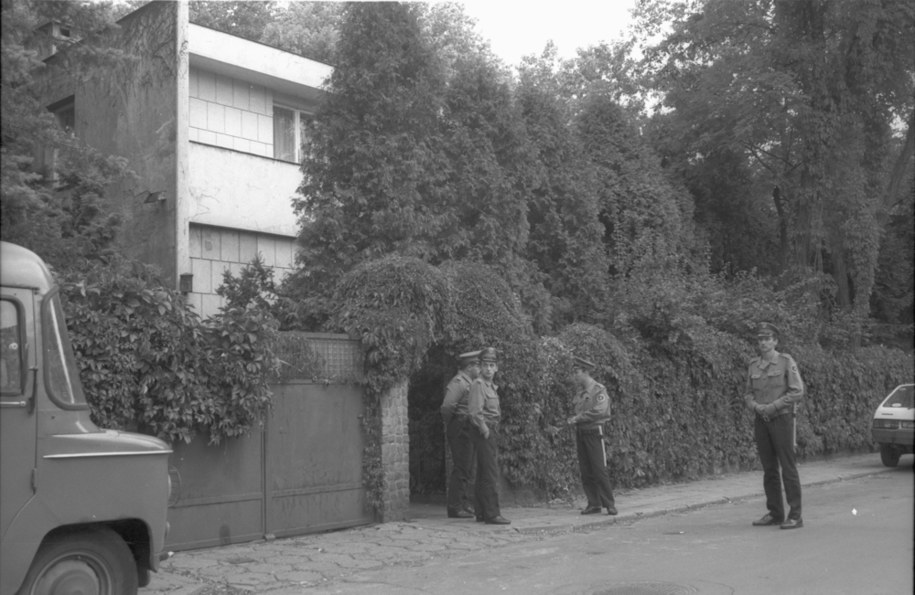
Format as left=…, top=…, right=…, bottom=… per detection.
left=447, top=509, right=474, bottom=519
left=606, top=506, right=618, bottom=516
left=580, top=507, right=602, bottom=515
left=461, top=505, right=476, bottom=516
left=484, top=516, right=511, bottom=525
left=475, top=516, right=484, bottom=522
left=780, top=518, right=803, bottom=530
left=752, top=513, right=783, bottom=526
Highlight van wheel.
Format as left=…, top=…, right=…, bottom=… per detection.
left=880, top=444, right=901, bottom=467
left=17, top=526, right=138, bottom=595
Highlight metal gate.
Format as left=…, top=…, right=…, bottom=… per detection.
left=165, top=334, right=371, bottom=550
left=266, top=381, right=373, bottom=537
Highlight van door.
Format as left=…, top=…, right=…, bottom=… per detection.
left=0, top=291, right=37, bottom=542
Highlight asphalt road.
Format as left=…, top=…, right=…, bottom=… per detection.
left=308, top=466, right=914, bottom=595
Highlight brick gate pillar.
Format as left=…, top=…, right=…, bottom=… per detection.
left=379, top=378, right=410, bottom=520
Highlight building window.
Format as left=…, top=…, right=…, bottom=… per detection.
left=49, top=95, right=75, bottom=133
left=273, top=105, right=310, bottom=163
left=39, top=95, right=75, bottom=179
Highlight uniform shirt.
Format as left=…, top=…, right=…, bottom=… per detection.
left=744, top=352, right=805, bottom=416
left=467, top=377, right=500, bottom=435
left=572, top=379, right=611, bottom=430
left=441, top=371, right=474, bottom=424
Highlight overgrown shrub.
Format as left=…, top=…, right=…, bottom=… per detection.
left=60, top=256, right=280, bottom=445
left=326, top=254, right=912, bottom=509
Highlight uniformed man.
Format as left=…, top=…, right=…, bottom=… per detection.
left=467, top=347, right=510, bottom=525
left=567, top=356, right=617, bottom=516
left=440, top=350, right=481, bottom=519
left=744, top=322, right=805, bottom=529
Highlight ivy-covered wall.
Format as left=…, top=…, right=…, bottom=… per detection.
left=64, top=251, right=913, bottom=517
left=330, top=256, right=913, bottom=509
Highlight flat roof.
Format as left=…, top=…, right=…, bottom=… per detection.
left=189, top=24, right=332, bottom=102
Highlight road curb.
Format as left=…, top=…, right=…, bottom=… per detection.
left=511, top=464, right=894, bottom=537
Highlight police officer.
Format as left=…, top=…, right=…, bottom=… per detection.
left=467, top=347, right=510, bottom=525
left=567, top=356, right=617, bottom=516
left=744, top=322, right=805, bottom=529
left=440, top=350, right=481, bottom=519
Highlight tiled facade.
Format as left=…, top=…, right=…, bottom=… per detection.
left=186, top=224, right=296, bottom=314
left=188, top=67, right=275, bottom=158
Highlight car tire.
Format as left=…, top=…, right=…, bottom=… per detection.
left=879, top=444, right=901, bottom=467
left=17, top=526, right=138, bottom=595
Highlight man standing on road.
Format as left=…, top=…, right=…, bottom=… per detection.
left=567, top=356, right=617, bottom=516
left=441, top=350, right=481, bottom=519
left=744, top=322, right=805, bottom=530
left=467, top=347, right=510, bottom=525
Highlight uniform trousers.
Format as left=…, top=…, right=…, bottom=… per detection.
left=445, top=416, right=475, bottom=512
left=754, top=413, right=802, bottom=520
left=471, top=423, right=502, bottom=520
left=575, top=427, right=615, bottom=509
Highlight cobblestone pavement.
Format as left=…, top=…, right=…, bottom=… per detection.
left=140, top=453, right=904, bottom=594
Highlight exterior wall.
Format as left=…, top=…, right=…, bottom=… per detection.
left=40, top=1, right=182, bottom=283
left=185, top=224, right=296, bottom=316
left=181, top=35, right=331, bottom=318
left=188, top=67, right=275, bottom=158
left=187, top=142, right=302, bottom=237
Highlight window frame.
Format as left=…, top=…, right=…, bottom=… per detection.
left=273, top=104, right=312, bottom=163
left=42, top=289, right=88, bottom=410
left=0, top=297, right=26, bottom=397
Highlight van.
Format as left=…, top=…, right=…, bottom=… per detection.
left=1, top=241, right=172, bottom=594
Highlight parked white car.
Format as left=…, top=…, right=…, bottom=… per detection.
left=870, top=383, right=914, bottom=467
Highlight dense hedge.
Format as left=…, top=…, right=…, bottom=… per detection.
left=60, top=257, right=280, bottom=445
left=58, top=253, right=913, bottom=504
left=331, top=257, right=913, bottom=505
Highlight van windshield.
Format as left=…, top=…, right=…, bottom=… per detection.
left=44, top=291, right=87, bottom=408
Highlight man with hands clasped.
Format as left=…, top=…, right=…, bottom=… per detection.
left=744, top=322, right=805, bottom=529
left=567, top=356, right=617, bottom=516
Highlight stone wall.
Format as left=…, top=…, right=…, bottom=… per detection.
left=379, top=379, right=410, bottom=521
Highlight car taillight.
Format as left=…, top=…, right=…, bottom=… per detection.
left=901, top=421, right=915, bottom=430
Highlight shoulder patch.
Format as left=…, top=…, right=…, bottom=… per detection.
left=596, top=392, right=607, bottom=403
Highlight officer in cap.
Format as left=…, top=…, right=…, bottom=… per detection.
left=567, top=356, right=617, bottom=515
left=467, top=347, right=510, bottom=524
left=744, top=322, right=805, bottom=529
left=440, top=350, right=481, bottom=518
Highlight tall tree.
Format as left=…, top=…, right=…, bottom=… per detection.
left=639, top=0, right=915, bottom=320
left=260, top=1, right=342, bottom=63
left=1, top=0, right=129, bottom=268
left=577, top=96, right=693, bottom=280
left=188, top=0, right=277, bottom=42
left=516, top=49, right=611, bottom=328
left=290, top=2, right=448, bottom=321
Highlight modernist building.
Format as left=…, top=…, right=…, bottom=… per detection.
left=39, top=0, right=332, bottom=317
left=35, top=3, right=416, bottom=538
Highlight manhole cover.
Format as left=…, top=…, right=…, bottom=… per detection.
left=592, top=582, right=696, bottom=595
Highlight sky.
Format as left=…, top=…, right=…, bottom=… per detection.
left=456, top=0, right=639, bottom=65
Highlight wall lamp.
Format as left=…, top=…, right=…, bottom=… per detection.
left=142, top=190, right=167, bottom=204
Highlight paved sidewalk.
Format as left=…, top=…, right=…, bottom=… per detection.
left=140, top=453, right=903, bottom=595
